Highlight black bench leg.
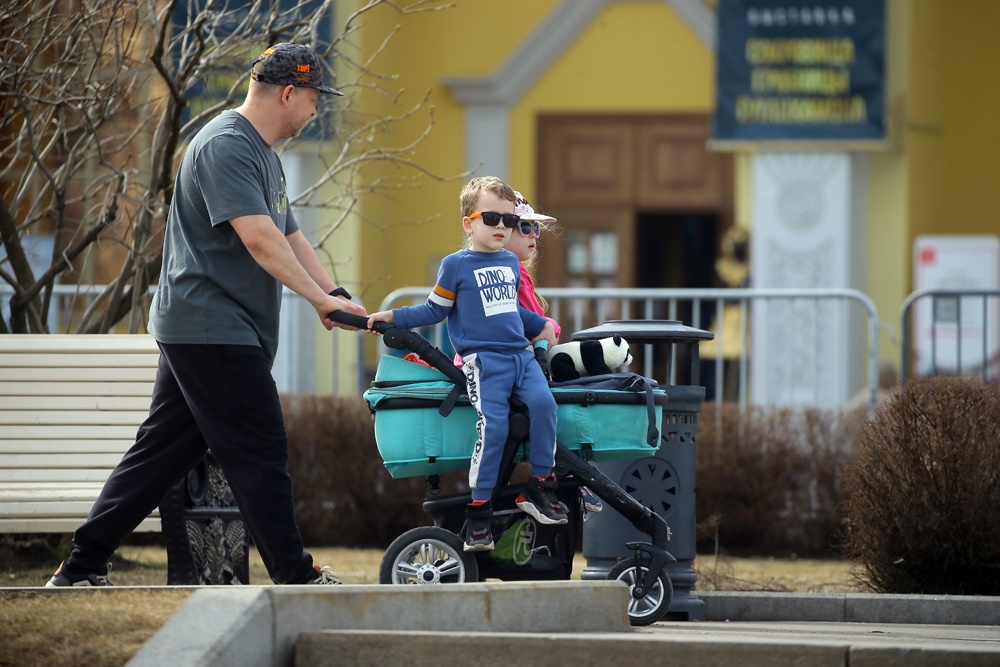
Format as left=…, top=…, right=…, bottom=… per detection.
left=158, top=454, right=250, bottom=585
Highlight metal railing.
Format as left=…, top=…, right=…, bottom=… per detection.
left=2, top=283, right=887, bottom=408
left=900, top=288, right=1000, bottom=383
left=378, top=287, right=882, bottom=411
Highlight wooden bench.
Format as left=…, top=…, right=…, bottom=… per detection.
left=0, top=335, right=162, bottom=533
left=0, top=334, right=248, bottom=584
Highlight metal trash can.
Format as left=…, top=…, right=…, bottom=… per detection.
left=574, top=319, right=712, bottom=621
left=159, top=454, right=249, bottom=585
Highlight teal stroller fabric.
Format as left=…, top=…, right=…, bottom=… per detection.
left=364, top=355, right=666, bottom=479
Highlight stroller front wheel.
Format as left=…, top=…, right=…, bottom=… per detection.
left=379, top=526, right=480, bottom=585
left=607, top=557, right=673, bottom=626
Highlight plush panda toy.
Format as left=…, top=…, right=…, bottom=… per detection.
left=546, top=335, right=633, bottom=382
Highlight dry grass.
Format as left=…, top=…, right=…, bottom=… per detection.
left=0, top=545, right=860, bottom=667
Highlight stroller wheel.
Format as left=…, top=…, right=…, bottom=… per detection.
left=379, top=526, right=480, bottom=585
left=607, top=557, right=673, bottom=626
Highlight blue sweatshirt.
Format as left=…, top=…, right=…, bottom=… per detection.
left=393, top=249, right=547, bottom=356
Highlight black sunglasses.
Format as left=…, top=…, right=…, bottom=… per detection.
left=469, top=211, right=520, bottom=228
left=516, top=221, right=541, bottom=237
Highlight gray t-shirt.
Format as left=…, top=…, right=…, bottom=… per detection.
left=149, top=110, right=299, bottom=365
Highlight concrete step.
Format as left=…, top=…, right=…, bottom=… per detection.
left=128, top=581, right=631, bottom=666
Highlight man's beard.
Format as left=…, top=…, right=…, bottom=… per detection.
left=278, top=120, right=304, bottom=140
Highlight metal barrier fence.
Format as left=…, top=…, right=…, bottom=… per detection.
left=2, top=283, right=889, bottom=408
left=900, top=288, right=1000, bottom=384
left=378, top=287, right=882, bottom=411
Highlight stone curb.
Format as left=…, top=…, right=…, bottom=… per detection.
left=698, top=591, right=1000, bottom=625
left=126, top=581, right=631, bottom=666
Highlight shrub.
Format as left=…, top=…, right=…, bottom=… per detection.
left=696, top=402, right=855, bottom=558
left=282, top=394, right=432, bottom=548
left=281, top=393, right=860, bottom=556
left=842, top=377, right=1000, bottom=594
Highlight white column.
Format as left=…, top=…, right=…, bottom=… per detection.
left=749, top=152, right=868, bottom=408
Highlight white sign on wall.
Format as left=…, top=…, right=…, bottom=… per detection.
left=913, top=235, right=1000, bottom=379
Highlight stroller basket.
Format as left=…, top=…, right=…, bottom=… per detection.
left=364, top=354, right=666, bottom=479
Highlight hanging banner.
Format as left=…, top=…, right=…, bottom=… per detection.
left=711, top=1, right=886, bottom=148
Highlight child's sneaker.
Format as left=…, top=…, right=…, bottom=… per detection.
left=464, top=502, right=494, bottom=552
left=516, top=475, right=569, bottom=525
left=305, top=565, right=342, bottom=585
left=45, top=561, right=112, bottom=587
left=580, top=486, right=604, bottom=513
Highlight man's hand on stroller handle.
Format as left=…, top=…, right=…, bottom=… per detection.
left=327, top=310, right=393, bottom=335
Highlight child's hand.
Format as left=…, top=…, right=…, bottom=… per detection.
left=366, top=310, right=394, bottom=335
left=531, top=320, right=558, bottom=349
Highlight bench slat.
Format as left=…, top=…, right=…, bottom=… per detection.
left=0, top=410, right=151, bottom=426
left=0, top=453, right=128, bottom=468
left=0, top=335, right=158, bottom=354
left=0, top=482, right=106, bottom=493
left=0, top=367, right=157, bottom=382
left=0, top=500, right=161, bottom=517
left=0, top=396, right=152, bottom=411
left=0, top=353, right=161, bottom=368
left=0, top=381, right=154, bottom=397
left=1, top=425, right=141, bottom=440
left=0, top=440, right=136, bottom=454
left=0, top=517, right=160, bottom=532
left=0, top=469, right=114, bottom=483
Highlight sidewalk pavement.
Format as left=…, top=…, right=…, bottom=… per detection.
left=107, top=583, right=1000, bottom=666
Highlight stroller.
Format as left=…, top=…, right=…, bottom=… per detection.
left=332, top=312, right=677, bottom=626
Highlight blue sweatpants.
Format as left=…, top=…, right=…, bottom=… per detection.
left=463, top=348, right=557, bottom=501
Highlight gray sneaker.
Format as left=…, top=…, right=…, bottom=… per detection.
left=45, top=561, right=112, bottom=587
left=306, top=565, right=342, bottom=585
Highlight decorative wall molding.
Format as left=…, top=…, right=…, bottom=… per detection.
left=442, top=0, right=717, bottom=178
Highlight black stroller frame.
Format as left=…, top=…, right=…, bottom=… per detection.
left=332, top=311, right=677, bottom=625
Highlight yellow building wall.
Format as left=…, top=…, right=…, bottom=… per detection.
left=935, top=2, right=1000, bottom=236
left=511, top=2, right=714, bottom=200
left=348, top=0, right=714, bottom=311
left=865, top=0, right=911, bottom=366
left=329, top=0, right=999, bottom=389
left=346, top=0, right=560, bottom=309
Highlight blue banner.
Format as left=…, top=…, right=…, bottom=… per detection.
left=712, top=1, right=885, bottom=147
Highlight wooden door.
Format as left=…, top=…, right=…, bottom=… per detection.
left=535, top=114, right=733, bottom=291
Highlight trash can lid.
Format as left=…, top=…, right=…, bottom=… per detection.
left=572, top=319, right=714, bottom=343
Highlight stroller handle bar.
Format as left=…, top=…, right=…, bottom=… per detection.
left=328, top=310, right=391, bottom=335
left=328, top=310, right=467, bottom=386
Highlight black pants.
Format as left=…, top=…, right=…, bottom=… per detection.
left=67, top=343, right=315, bottom=584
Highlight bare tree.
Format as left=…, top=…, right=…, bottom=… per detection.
left=0, top=0, right=459, bottom=333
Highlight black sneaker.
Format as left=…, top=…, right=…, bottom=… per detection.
left=45, top=561, right=112, bottom=587
left=516, top=475, right=569, bottom=525
left=464, top=502, right=494, bottom=552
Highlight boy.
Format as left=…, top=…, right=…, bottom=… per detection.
left=367, top=176, right=565, bottom=551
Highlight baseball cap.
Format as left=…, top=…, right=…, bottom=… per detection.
left=513, top=191, right=556, bottom=222
left=250, top=43, right=343, bottom=96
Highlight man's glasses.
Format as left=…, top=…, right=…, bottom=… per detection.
left=516, top=221, right=541, bottom=237
left=469, top=211, right=520, bottom=228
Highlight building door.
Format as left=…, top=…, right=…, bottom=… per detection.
left=536, top=113, right=732, bottom=292
left=535, top=114, right=734, bottom=383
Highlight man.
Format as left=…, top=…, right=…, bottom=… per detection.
left=47, top=43, right=366, bottom=586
